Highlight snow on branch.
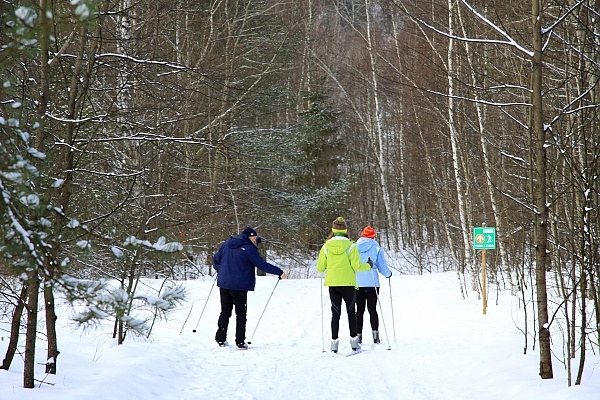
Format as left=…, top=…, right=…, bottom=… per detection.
left=122, top=235, right=183, bottom=253
left=59, top=275, right=187, bottom=335
left=135, top=285, right=187, bottom=312
left=405, top=0, right=534, bottom=57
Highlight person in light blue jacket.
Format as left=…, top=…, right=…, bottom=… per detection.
left=355, top=226, right=392, bottom=344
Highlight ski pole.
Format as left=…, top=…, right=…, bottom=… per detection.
left=247, top=277, right=280, bottom=344
left=192, top=274, right=217, bottom=333
left=389, top=277, right=396, bottom=343
left=371, top=267, right=391, bottom=350
left=179, top=301, right=195, bottom=335
left=320, top=275, right=325, bottom=352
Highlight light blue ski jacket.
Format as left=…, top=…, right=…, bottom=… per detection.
left=355, top=237, right=392, bottom=288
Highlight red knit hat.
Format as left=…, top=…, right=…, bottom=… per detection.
left=361, top=226, right=376, bottom=238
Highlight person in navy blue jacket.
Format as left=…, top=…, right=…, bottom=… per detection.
left=213, top=226, right=286, bottom=349
left=355, top=226, right=392, bottom=344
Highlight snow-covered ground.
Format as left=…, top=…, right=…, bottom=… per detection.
left=2, top=272, right=598, bottom=399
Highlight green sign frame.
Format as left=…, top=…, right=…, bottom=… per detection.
left=473, top=227, right=496, bottom=250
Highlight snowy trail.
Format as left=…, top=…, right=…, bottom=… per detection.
left=147, top=276, right=464, bottom=400
left=164, top=275, right=541, bottom=400
left=3, top=272, right=597, bottom=400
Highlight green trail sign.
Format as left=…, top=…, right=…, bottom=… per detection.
left=473, top=227, right=496, bottom=250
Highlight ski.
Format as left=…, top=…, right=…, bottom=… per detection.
left=328, top=347, right=361, bottom=357
left=335, top=343, right=375, bottom=356
left=216, top=342, right=250, bottom=350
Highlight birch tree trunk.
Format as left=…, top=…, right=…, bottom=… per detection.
left=390, top=11, right=409, bottom=248
left=364, top=0, right=400, bottom=248
left=446, top=0, right=474, bottom=284
left=299, top=0, right=313, bottom=109
left=455, top=3, right=512, bottom=288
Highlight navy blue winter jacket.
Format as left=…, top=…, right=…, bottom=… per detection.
left=213, top=234, right=283, bottom=291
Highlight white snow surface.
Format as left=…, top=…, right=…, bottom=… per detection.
left=1, top=272, right=598, bottom=399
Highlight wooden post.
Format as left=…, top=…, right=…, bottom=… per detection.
left=482, top=249, right=487, bottom=315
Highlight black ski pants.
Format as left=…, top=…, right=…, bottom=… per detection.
left=215, top=288, right=248, bottom=345
left=356, top=286, right=380, bottom=334
left=329, top=286, right=357, bottom=340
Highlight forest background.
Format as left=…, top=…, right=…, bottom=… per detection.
left=1, top=0, right=599, bottom=390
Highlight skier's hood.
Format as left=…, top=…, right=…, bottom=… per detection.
left=226, top=235, right=252, bottom=249
left=356, top=237, right=377, bottom=253
left=325, top=236, right=353, bottom=255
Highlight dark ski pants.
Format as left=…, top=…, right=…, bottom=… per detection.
left=215, top=288, right=248, bottom=345
left=329, top=286, right=357, bottom=340
left=356, top=286, right=380, bottom=333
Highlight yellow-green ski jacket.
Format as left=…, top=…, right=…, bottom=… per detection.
left=316, top=236, right=371, bottom=287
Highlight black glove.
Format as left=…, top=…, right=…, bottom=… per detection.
left=367, top=258, right=373, bottom=267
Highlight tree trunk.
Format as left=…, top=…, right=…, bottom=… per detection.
left=574, top=270, right=586, bottom=384
left=43, top=22, right=89, bottom=375
left=43, top=281, right=59, bottom=374
left=447, top=0, right=474, bottom=287
left=23, top=271, right=40, bottom=389
left=1, top=284, right=27, bottom=370
left=390, top=12, right=409, bottom=248
left=257, top=242, right=267, bottom=276
left=22, top=0, right=51, bottom=388
left=531, top=0, right=553, bottom=380
left=364, top=0, right=400, bottom=248
left=456, top=4, right=512, bottom=289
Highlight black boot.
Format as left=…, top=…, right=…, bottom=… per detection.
left=373, top=330, right=380, bottom=344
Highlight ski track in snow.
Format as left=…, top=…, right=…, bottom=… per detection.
left=169, top=277, right=443, bottom=400
left=174, top=275, right=490, bottom=400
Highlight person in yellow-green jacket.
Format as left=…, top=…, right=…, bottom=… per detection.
left=316, top=217, right=371, bottom=353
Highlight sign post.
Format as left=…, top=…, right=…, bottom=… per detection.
left=481, top=249, right=487, bottom=314
left=473, top=225, right=496, bottom=315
